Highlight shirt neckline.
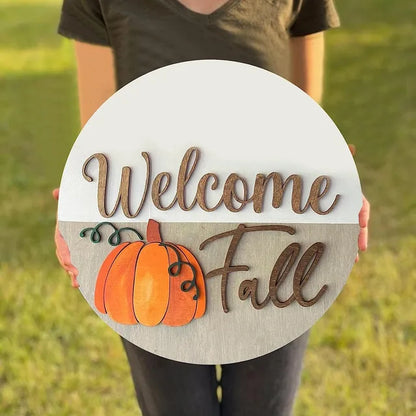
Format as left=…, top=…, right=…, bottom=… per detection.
left=165, top=0, right=241, bottom=24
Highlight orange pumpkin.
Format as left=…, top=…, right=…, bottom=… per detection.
left=94, top=219, right=206, bottom=327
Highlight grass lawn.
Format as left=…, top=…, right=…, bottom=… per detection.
left=1, top=0, right=415, bottom=414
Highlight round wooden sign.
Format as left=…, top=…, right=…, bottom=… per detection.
left=58, top=60, right=361, bottom=364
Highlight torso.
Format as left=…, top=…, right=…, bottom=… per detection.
left=99, top=0, right=296, bottom=89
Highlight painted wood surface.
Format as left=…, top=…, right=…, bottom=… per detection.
left=57, top=60, right=362, bottom=363
left=59, top=221, right=358, bottom=364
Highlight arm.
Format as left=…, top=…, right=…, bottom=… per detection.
left=289, top=32, right=369, bottom=260
left=74, top=41, right=117, bottom=126
left=289, top=31, right=325, bottom=104
left=54, top=41, right=117, bottom=287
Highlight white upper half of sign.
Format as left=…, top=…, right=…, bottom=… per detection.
left=59, top=60, right=362, bottom=224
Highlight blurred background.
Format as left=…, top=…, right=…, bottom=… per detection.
left=0, top=0, right=415, bottom=414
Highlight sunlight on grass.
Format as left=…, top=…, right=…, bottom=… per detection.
left=0, top=0, right=59, bottom=5
left=296, top=238, right=416, bottom=415
left=0, top=44, right=73, bottom=74
left=0, top=264, right=138, bottom=416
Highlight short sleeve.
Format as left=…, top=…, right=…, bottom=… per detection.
left=57, top=0, right=110, bottom=46
left=289, top=0, right=340, bottom=37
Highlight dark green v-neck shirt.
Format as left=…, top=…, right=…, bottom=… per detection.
left=57, top=0, right=340, bottom=89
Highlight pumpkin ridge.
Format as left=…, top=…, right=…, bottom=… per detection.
left=159, top=243, right=173, bottom=322
left=166, top=242, right=199, bottom=300
left=95, top=242, right=130, bottom=314
left=164, top=242, right=197, bottom=295
left=103, top=241, right=145, bottom=324
left=173, top=244, right=198, bottom=322
left=161, top=242, right=198, bottom=326
left=176, top=244, right=206, bottom=319
left=130, top=242, right=147, bottom=323
left=172, top=244, right=196, bottom=289
left=133, top=242, right=170, bottom=326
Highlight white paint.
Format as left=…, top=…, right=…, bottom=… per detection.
left=57, top=60, right=363, bottom=363
left=58, top=60, right=362, bottom=224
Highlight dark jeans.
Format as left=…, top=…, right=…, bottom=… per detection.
left=121, top=331, right=309, bottom=416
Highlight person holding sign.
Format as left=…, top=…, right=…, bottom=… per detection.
left=54, top=1, right=370, bottom=415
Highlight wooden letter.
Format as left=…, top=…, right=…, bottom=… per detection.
left=251, top=173, right=305, bottom=214
left=200, top=224, right=295, bottom=312
left=82, top=152, right=151, bottom=218
left=223, top=174, right=250, bottom=212
left=239, top=278, right=269, bottom=309
left=306, top=176, right=340, bottom=215
left=196, top=173, right=223, bottom=211
left=152, top=172, right=176, bottom=210
left=177, top=147, right=199, bottom=210
left=293, top=242, right=328, bottom=306
left=269, top=242, right=301, bottom=308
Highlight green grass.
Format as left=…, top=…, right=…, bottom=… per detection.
left=1, top=0, right=415, bottom=414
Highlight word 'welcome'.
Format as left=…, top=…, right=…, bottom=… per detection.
left=82, top=147, right=340, bottom=218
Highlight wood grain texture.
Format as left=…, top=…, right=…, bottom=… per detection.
left=59, top=221, right=359, bottom=364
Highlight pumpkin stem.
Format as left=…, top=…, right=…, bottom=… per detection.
left=147, top=219, right=162, bottom=243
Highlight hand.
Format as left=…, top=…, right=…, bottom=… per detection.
left=53, top=188, right=80, bottom=288
left=356, top=194, right=370, bottom=262
left=348, top=144, right=370, bottom=263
